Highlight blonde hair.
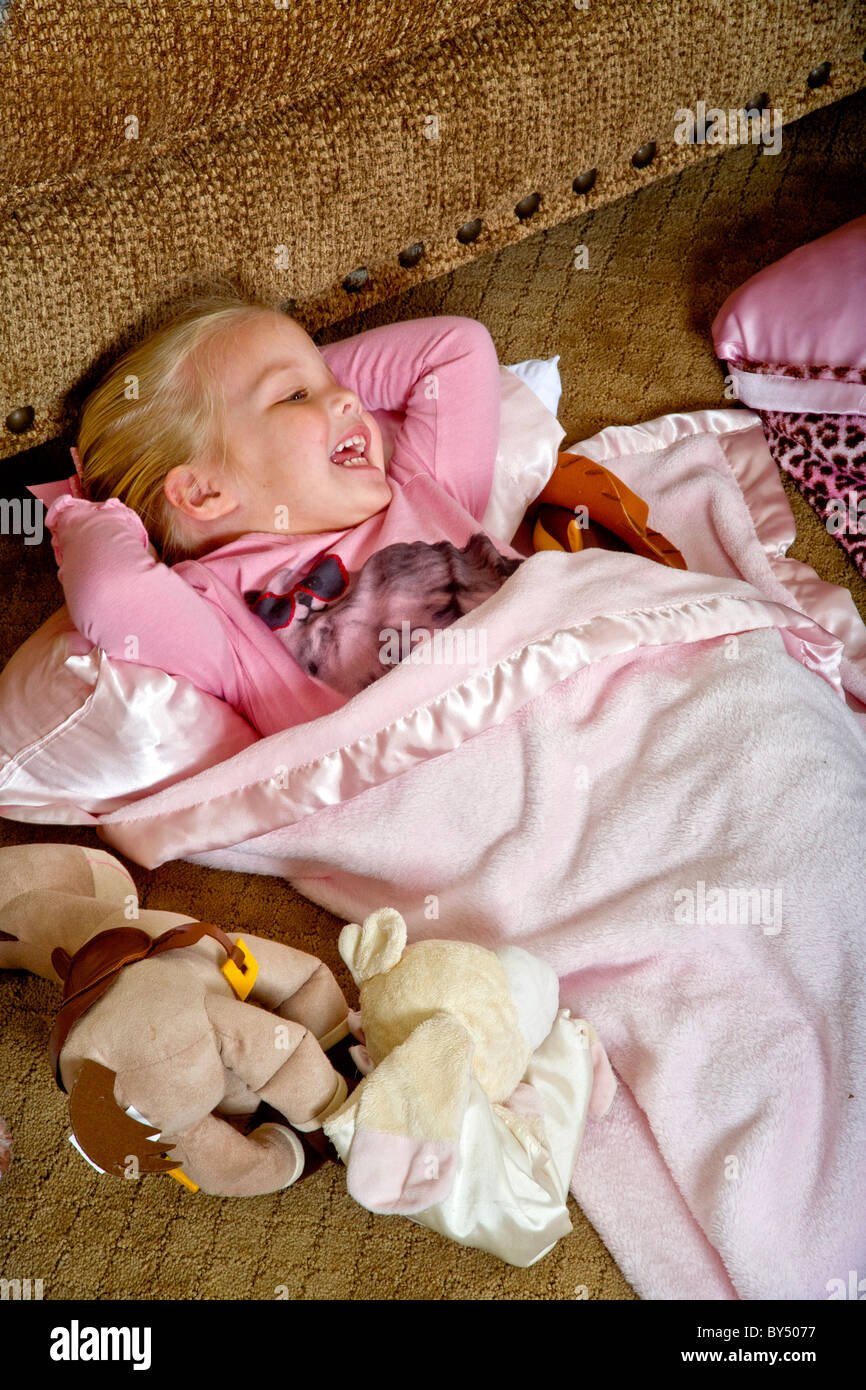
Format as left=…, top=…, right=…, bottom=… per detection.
left=75, top=289, right=294, bottom=564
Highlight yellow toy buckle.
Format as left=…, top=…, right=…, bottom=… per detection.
left=168, top=1167, right=200, bottom=1193
left=221, top=936, right=259, bottom=1001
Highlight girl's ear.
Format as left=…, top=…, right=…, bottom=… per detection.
left=163, top=465, right=238, bottom=520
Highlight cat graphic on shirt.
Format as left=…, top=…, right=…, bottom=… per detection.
left=244, top=532, right=523, bottom=697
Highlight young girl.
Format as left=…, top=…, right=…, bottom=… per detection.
left=46, top=294, right=526, bottom=736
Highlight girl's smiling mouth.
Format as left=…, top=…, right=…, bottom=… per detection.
left=330, top=423, right=372, bottom=466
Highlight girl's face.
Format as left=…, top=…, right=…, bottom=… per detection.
left=167, top=314, right=391, bottom=542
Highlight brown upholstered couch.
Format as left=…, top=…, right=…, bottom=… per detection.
left=1, top=0, right=864, bottom=473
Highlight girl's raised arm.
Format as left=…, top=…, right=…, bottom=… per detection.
left=319, top=315, right=501, bottom=521
left=45, top=493, right=241, bottom=704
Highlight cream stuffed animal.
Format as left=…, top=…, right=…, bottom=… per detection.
left=323, top=908, right=617, bottom=1264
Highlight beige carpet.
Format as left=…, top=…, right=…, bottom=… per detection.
left=1, top=87, right=865, bottom=1302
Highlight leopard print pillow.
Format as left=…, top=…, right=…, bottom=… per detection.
left=759, top=410, right=866, bottom=580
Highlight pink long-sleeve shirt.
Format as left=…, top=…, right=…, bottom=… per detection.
left=45, top=316, right=527, bottom=737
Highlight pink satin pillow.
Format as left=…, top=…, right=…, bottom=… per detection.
left=0, top=606, right=260, bottom=825
left=712, top=214, right=866, bottom=415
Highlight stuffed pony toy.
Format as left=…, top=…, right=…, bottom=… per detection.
left=0, top=842, right=353, bottom=1196
left=323, top=908, right=618, bottom=1267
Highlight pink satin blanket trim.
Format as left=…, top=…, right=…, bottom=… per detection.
left=97, top=550, right=850, bottom=868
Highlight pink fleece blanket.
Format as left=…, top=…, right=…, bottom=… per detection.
left=95, top=408, right=866, bottom=1299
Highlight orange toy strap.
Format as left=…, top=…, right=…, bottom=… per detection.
left=534, top=452, right=687, bottom=569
